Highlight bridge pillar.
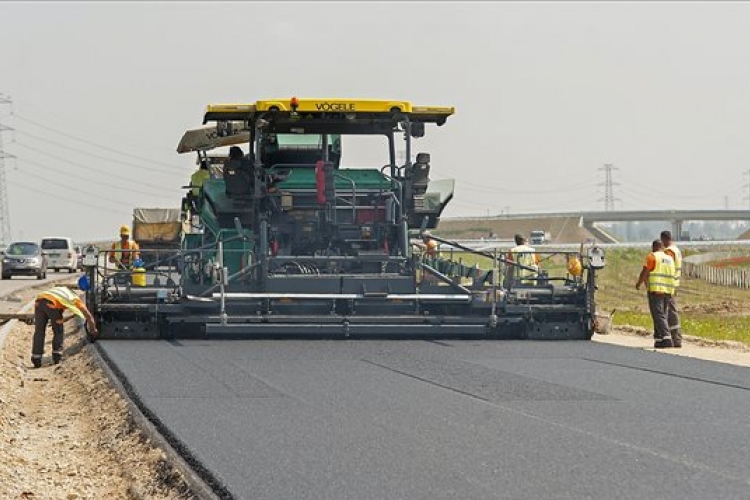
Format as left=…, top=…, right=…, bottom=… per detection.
left=671, top=220, right=683, bottom=241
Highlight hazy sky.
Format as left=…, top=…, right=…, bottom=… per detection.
left=1, top=2, right=750, bottom=243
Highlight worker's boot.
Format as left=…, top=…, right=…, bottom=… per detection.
left=52, top=353, right=62, bottom=365
left=672, top=333, right=682, bottom=348
left=654, top=338, right=673, bottom=349
left=30, top=356, right=42, bottom=369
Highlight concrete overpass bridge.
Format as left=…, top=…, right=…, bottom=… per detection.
left=451, top=210, right=750, bottom=243
left=582, top=210, right=750, bottom=242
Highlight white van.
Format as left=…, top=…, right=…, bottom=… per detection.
left=41, top=237, right=78, bottom=273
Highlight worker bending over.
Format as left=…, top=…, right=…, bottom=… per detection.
left=31, top=286, right=98, bottom=368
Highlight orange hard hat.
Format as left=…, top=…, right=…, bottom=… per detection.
left=567, top=257, right=582, bottom=277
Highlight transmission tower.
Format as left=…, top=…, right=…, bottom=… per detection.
left=0, top=94, right=12, bottom=245
left=598, top=163, right=620, bottom=211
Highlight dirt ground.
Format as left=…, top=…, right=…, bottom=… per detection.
left=1, top=286, right=749, bottom=500
left=0, top=285, right=195, bottom=500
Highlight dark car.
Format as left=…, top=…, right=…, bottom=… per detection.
left=1, top=241, right=48, bottom=280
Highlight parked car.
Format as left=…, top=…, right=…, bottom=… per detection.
left=41, top=237, right=78, bottom=273
left=1, top=241, right=48, bottom=280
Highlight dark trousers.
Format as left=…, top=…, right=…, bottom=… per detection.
left=32, top=299, right=65, bottom=359
left=648, top=292, right=671, bottom=341
left=667, top=291, right=682, bottom=346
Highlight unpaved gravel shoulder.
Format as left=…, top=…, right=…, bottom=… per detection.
left=0, top=286, right=195, bottom=500
left=594, top=326, right=750, bottom=368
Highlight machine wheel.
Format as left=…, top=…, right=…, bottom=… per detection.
left=1, top=273, right=10, bottom=280
left=52, top=268, right=58, bottom=273
left=68, top=268, right=75, bottom=273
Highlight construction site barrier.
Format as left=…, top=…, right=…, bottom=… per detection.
left=682, top=261, right=750, bottom=289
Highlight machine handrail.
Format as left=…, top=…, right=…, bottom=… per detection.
left=333, top=172, right=357, bottom=221
left=378, top=168, right=403, bottom=225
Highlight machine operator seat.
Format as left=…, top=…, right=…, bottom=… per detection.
left=224, top=159, right=253, bottom=198
left=411, top=152, right=431, bottom=195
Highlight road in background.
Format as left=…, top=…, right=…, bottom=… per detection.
left=0, top=271, right=79, bottom=298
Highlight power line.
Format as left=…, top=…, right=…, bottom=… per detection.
left=11, top=155, right=164, bottom=205
left=13, top=128, right=185, bottom=175
left=454, top=178, right=597, bottom=195
left=9, top=96, right=178, bottom=157
left=0, top=94, right=13, bottom=244
left=12, top=113, right=185, bottom=170
left=8, top=179, right=128, bottom=215
left=618, top=175, right=733, bottom=201
left=12, top=144, right=175, bottom=197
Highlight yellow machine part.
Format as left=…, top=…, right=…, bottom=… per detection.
left=203, top=98, right=455, bottom=123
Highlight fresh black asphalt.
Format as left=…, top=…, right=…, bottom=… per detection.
left=99, top=339, right=750, bottom=500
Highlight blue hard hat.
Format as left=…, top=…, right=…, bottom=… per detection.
left=133, top=259, right=144, bottom=268
left=78, top=275, right=90, bottom=291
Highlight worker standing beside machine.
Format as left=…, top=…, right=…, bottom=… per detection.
left=507, top=234, right=540, bottom=285
left=109, top=225, right=140, bottom=270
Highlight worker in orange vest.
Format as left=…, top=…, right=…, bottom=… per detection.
left=636, top=239, right=676, bottom=349
left=109, top=225, right=140, bottom=269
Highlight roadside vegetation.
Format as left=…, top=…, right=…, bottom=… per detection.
left=591, top=247, right=750, bottom=346
left=710, top=256, right=750, bottom=268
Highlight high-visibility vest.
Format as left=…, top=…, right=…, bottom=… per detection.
left=648, top=251, right=675, bottom=294
left=510, top=244, right=538, bottom=283
left=666, top=244, right=682, bottom=287
left=38, top=286, right=84, bottom=319
left=111, top=240, right=139, bottom=265
left=190, top=169, right=211, bottom=197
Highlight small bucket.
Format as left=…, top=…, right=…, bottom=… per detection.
left=131, top=258, right=146, bottom=287
left=131, top=268, right=146, bottom=287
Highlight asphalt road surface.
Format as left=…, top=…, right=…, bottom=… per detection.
left=0, top=271, right=76, bottom=297
left=100, top=339, right=750, bottom=500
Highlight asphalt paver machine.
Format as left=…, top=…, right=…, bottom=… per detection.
left=85, top=98, right=605, bottom=340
